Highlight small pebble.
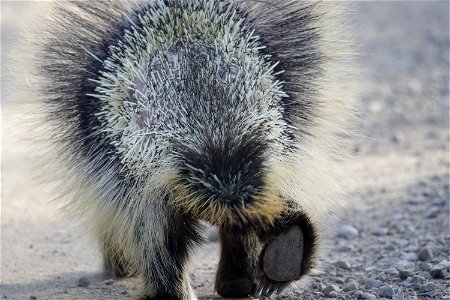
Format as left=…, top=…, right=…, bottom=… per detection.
left=417, top=261, right=432, bottom=271
left=322, top=285, right=340, bottom=296
left=419, top=282, right=435, bottom=293
left=419, top=290, right=435, bottom=297
left=378, top=285, right=394, bottom=298
left=365, top=278, right=382, bottom=289
left=393, top=259, right=410, bottom=270
left=392, top=292, right=404, bottom=300
left=104, top=279, right=114, bottom=285
left=410, top=275, right=425, bottom=283
left=399, top=269, right=413, bottom=280
left=364, top=266, right=378, bottom=272
left=206, top=227, right=219, bottom=242
left=407, top=283, right=421, bottom=290
left=29, top=297, right=37, bottom=300
left=120, top=290, right=128, bottom=295
left=334, top=277, right=345, bottom=284
left=357, top=291, right=377, bottom=299
left=311, top=282, right=325, bottom=291
left=408, top=195, right=425, bottom=204
left=403, top=253, right=417, bottom=261
left=343, top=282, right=358, bottom=292
left=76, top=277, right=90, bottom=287
left=334, top=260, right=350, bottom=269
left=384, top=267, right=399, bottom=276
left=328, top=291, right=339, bottom=298
left=444, top=197, right=450, bottom=210
left=383, top=244, right=396, bottom=251
left=417, top=271, right=431, bottom=279
left=424, top=206, right=439, bottom=218
left=371, top=227, right=389, bottom=236
left=338, top=225, right=359, bottom=239
left=442, top=295, right=450, bottom=300
left=338, top=245, right=352, bottom=252
left=63, top=289, right=68, bottom=294
left=430, top=266, right=448, bottom=279
left=417, top=247, right=433, bottom=261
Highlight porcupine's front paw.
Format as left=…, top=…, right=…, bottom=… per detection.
left=254, top=225, right=307, bottom=298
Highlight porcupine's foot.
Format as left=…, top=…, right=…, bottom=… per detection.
left=215, top=230, right=256, bottom=298
left=253, top=214, right=316, bottom=298
left=254, top=226, right=304, bottom=298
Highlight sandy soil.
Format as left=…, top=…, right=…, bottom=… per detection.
left=1, top=2, right=449, bottom=300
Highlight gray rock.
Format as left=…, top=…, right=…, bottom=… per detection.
left=334, top=277, right=345, bottom=284
left=334, top=260, right=351, bottom=269
left=379, top=285, right=394, bottom=298
left=393, top=259, right=411, bottom=270
left=417, top=261, right=432, bottom=271
left=419, top=290, right=435, bottom=298
left=444, top=197, right=450, bottom=210
left=408, top=195, right=425, bottom=204
left=403, top=253, right=417, bottom=261
left=357, top=291, right=377, bottom=299
left=399, top=269, right=413, bottom=280
left=410, top=275, right=425, bottom=283
left=392, top=292, right=404, bottom=300
left=372, top=227, right=389, bottom=236
left=364, top=266, right=378, bottom=272
left=442, top=295, right=450, bottom=300
left=407, top=283, right=421, bottom=290
left=343, top=282, right=358, bottom=292
left=419, top=282, right=435, bottom=293
left=417, top=271, right=431, bottom=279
left=403, top=277, right=413, bottom=284
left=338, top=225, right=359, bottom=239
left=384, top=267, right=399, bottom=276
left=424, top=206, right=439, bottom=218
left=29, top=297, right=37, bottom=300
left=365, top=278, right=382, bottom=289
left=328, top=291, right=339, bottom=298
left=338, top=245, right=352, bottom=252
left=430, top=266, right=449, bottom=279
left=311, top=282, right=325, bottom=291
left=104, top=279, right=114, bottom=285
left=417, top=247, right=433, bottom=261
left=383, top=244, right=396, bottom=251
left=322, top=285, right=340, bottom=296
left=76, top=277, right=90, bottom=287
left=206, top=226, right=219, bottom=242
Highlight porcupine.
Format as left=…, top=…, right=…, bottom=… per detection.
left=35, top=0, right=356, bottom=299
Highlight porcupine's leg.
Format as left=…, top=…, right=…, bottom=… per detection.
left=215, top=229, right=260, bottom=297
left=132, top=202, right=201, bottom=300
left=253, top=212, right=317, bottom=298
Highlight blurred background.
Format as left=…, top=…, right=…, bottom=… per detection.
left=1, top=2, right=449, bottom=299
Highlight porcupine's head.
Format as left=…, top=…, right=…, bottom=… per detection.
left=42, top=0, right=352, bottom=233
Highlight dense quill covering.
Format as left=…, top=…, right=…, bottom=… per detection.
left=35, top=0, right=356, bottom=299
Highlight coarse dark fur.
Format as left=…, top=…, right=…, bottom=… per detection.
left=33, top=0, right=356, bottom=299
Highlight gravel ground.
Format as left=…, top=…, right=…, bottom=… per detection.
left=1, top=2, right=449, bottom=300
